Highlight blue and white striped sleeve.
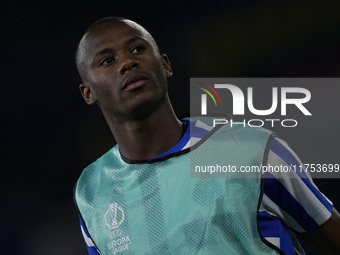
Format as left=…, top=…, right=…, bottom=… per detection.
left=79, top=216, right=102, bottom=255
left=261, top=137, right=333, bottom=233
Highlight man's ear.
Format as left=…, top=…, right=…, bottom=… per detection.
left=161, top=54, right=173, bottom=77
left=79, top=83, right=97, bottom=105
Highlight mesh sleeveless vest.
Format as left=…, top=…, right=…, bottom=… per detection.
left=75, top=118, right=303, bottom=254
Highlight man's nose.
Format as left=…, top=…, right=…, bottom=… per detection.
left=119, top=54, right=139, bottom=75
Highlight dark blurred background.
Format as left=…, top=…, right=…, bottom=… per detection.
left=2, top=1, right=340, bottom=254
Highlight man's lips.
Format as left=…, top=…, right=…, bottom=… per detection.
left=122, top=74, right=148, bottom=91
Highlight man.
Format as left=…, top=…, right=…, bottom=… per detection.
left=74, top=17, right=340, bottom=254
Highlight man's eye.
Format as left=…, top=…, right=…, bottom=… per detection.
left=101, top=57, right=115, bottom=66
left=131, top=45, right=145, bottom=54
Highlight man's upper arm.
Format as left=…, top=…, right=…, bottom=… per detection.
left=299, top=208, right=340, bottom=254
left=263, top=137, right=339, bottom=254
left=79, top=216, right=102, bottom=255
left=263, top=137, right=333, bottom=232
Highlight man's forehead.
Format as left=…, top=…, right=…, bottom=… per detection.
left=76, top=19, right=159, bottom=70
left=82, top=20, right=152, bottom=51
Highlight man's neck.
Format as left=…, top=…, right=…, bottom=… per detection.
left=105, top=99, right=183, bottom=161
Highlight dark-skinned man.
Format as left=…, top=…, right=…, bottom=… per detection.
left=74, top=17, right=340, bottom=255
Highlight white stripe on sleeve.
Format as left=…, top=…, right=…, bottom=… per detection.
left=81, top=225, right=96, bottom=247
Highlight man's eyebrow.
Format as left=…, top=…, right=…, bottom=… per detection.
left=94, top=47, right=113, bottom=60
left=126, top=36, right=145, bottom=44
left=93, top=36, right=146, bottom=60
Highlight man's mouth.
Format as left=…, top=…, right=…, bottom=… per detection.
left=123, top=74, right=148, bottom=91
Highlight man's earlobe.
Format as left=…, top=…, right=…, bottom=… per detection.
left=161, top=54, right=173, bottom=77
left=79, top=84, right=97, bottom=105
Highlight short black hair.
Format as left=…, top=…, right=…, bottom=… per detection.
left=75, top=16, right=127, bottom=82
left=75, top=16, right=160, bottom=83
left=83, top=16, right=127, bottom=38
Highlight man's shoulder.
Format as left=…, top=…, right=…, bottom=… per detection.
left=78, top=145, right=120, bottom=180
